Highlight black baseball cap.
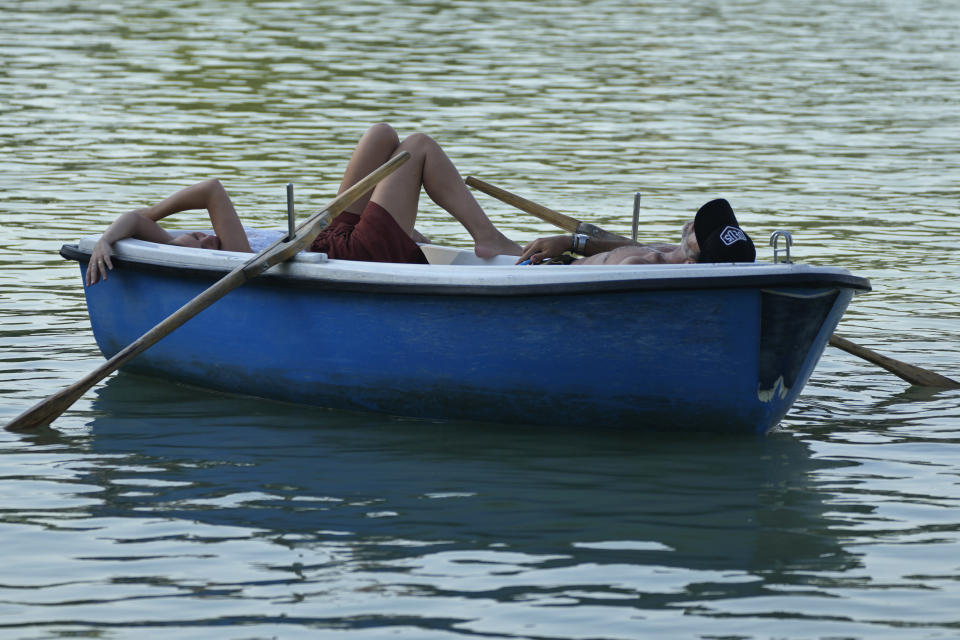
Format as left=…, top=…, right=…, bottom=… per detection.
left=693, top=199, right=756, bottom=263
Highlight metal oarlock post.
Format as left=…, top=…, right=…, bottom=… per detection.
left=286, top=183, right=295, bottom=241
left=632, top=192, right=641, bottom=242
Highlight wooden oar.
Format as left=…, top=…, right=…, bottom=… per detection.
left=466, top=175, right=960, bottom=390
left=465, top=176, right=630, bottom=243
left=6, top=151, right=410, bottom=432
left=828, top=334, right=959, bottom=388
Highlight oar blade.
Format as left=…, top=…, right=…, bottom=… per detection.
left=6, top=151, right=410, bottom=432
left=6, top=381, right=95, bottom=432
left=829, top=334, right=960, bottom=389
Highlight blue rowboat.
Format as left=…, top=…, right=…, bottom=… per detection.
left=60, top=231, right=870, bottom=435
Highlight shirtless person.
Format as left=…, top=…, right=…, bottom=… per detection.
left=516, top=198, right=756, bottom=266
left=86, top=123, right=521, bottom=286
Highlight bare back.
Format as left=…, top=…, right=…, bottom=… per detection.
left=573, top=243, right=678, bottom=265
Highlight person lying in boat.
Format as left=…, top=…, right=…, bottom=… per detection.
left=85, top=123, right=522, bottom=286
left=515, top=198, right=756, bottom=265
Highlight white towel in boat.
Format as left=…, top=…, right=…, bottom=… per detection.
left=244, top=228, right=288, bottom=253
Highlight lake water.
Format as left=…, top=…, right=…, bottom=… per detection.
left=2, top=1, right=959, bottom=638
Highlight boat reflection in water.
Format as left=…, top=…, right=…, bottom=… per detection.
left=62, top=234, right=870, bottom=435
left=73, top=374, right=859, bottom=592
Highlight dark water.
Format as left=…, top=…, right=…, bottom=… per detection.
left=2, top=1, right=959, bottom=637
left=1, top=376, right=879, bottom=638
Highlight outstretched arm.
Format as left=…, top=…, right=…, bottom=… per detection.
left=516, top=234, right=636, bottom=264
left=86, top=212, right=173, bottom=286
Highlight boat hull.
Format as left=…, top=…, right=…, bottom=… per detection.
left=63, top=239, right=868, bottom=434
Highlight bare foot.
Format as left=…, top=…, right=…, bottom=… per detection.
left=474, top=232, right=523, bottom=258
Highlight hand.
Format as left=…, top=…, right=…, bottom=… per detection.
left=85, top=238, right=114, bottom=286
left=516, top=235, right=571, bottom=264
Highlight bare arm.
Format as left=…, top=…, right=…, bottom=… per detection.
left=137, top=179, right=250, bottom=252
left=85, top=212, right=174, bottom=286
left=516, top=234, right=638, bottom=264
left=85, top=179, right=251, bottom=286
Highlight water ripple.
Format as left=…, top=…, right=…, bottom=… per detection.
left=2, top=0, right=959, bottom=637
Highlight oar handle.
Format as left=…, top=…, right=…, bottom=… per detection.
left=465, top=176, right=629, bottom=244
left=6, top=151, right=410, bottom=432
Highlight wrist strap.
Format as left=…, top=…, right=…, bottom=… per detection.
left=571, top=233, right=588, bottom=254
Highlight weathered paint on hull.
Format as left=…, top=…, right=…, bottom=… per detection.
left=78, top=260, right=853, bottom=434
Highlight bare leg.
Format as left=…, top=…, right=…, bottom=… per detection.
left=336, top=123, right=401, bottom=216
left=368, top=132, right=521, bottom=258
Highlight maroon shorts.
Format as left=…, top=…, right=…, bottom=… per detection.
left=309, top=201, right=428, bottom=264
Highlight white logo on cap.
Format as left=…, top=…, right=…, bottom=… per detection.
left=719, top=225, right=746, bottom=246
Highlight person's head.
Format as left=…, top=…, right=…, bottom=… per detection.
left=691, top=199, right=755, bottom=263
left=171, top=231, right=221, bottom=250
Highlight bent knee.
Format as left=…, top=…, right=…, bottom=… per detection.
left=365, top=123, right=400, bottom=147
left=399, top=132, right=438, bottom=153
left=199, top=178, right=228, bottom=196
